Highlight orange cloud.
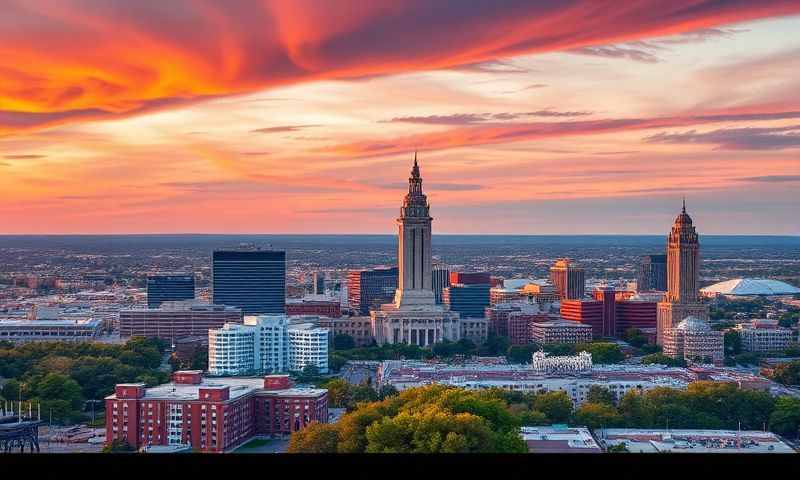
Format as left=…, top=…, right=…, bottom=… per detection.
left=2, top=0, right=800, bottom=134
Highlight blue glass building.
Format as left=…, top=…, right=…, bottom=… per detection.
left=212, top=249, right=286, bottom=315
left=146, top=274, right=195, bottom=309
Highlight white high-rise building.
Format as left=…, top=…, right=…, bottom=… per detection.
left=208, top=323, right=255, bottom=376
left=288, top=323, right=330, bottom=373
left=208, top=315, right=329, bottom=375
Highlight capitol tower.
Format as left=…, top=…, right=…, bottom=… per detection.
left=370, top=154, right=462, bottom=346
left=656, top=200, right=709, bottom=345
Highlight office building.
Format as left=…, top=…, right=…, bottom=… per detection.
left=347, top=267, right=398, bottom=315
left=443, top=272, right=491, bottom=319
left=146, top=274, right=195, bottom=309
left=550, top=259, right=585, bottom=300
left=508, top=309, right=550, bottom=345
left=637, top=255, right=667, bottom=292
left=662, top=316, right=723, bottom=365
left=317, top=316, right=375, bottom=347
left=657, top=201, right=709, bottom=345
left=312, top=271, right=325, bottom=295
left=370, top=155, right=462, bottom=346
left=522, top=282, right=561, bottom=305
left=736, top=319, right=796, bottom=353
left=432, top=265, right=450, bottom=304
left=460, top=318, right=489, bottom=344
left=562, top=287, right=657, bottom=339
left=531, top=320, right=593, bottom=345
left=104, top=372, right=327, bottom=453
left=212, top=248, right=286, bottom=315
left=490, top=286, right=524, bottom=305
left=119, top=301, right=243, bottom=341
left=207, top=315, right=328, bottom=376
left=285, top=296, right=341, bottom=318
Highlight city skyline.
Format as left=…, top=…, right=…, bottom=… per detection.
left=1, top=2, right=799, bottom=235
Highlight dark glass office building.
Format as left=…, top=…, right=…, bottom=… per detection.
left=347, top=267, right=398, bottom=315
left=212, top=249, right=286, bottom=315
left=443, top=283, right=491, bottom=319
left=638, top=254, right=667, bottom=292
left=432, top=265, right=450, bottom=304
left=146, top=274, right=195, bottom=309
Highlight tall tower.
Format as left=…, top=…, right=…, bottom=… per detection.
left=656, top=200, right=708, bottom=345
left=666, top=199, right=700, bottom=303
left=393, top=153, right=436, bottom=308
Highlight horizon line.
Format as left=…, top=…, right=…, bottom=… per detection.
left=0, top=232, right=798, bottom=237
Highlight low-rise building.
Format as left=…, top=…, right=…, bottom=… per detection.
left=531, top=320, right=593, bottom=344
left=597, top=429, right=795, bottom=453
left=662, top=316, right=724, bottom=366
left=520, top=425, right=602, bottom=453
left=736, top=319, right=796, bottom=353
left=119, top=301, right=243, bottom=341
left=460, top=317, right=489, bottom=344
left=285, top=296, right=341, bottom=318
left=0, top=317, right=102, bottom=343
left=317, top=316, right=374, bottom=347
left=104, top=372, right=327, bottom=453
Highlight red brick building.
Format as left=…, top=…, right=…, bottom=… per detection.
left=561, top=288, right=657, bottom=339
left=119, top=302, right=243, bottom=341
left=105, top=371, right=327, bottom=453
left=508, top=311, right=550, bottom=345
left=285, top=299, right=341, bottom=318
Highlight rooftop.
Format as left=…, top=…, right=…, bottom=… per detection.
left=599, top=428, right=795, bottom=454
left=701, top=278, right=800, bottom=296
left=520, top=425, right=602, bottom=453
left=106, top=376, right=326, bottom=401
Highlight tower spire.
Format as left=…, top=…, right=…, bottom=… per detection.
left=682, top=196, right=686, bottom=214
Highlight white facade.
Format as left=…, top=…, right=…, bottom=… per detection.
left=247, top=315, right=290, bottom=374
left=736, top=319, right=796, bottom=353
left=208, top=323, right=255, bottom=376
left=288, top=323, right=330, bottom=373
left=208, top=315, right=329, bottom=376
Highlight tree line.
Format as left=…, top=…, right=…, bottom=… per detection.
left=288, top=381, right=800, bottom=453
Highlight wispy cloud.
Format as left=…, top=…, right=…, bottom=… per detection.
left=3, top=154, right=46, bottom=159
left=644, top=126, right=800, bottom=150
left=738, top=175, right=800, bottom=183
left=251, top=125, right=321, bottom=134
left=383, top=110, right=593, bottom=125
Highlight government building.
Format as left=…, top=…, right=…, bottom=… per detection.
left=371, top=155, right=462, bottom=345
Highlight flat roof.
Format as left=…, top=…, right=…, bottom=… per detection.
left=599, top=429, right=795, bottom=453
left=106, top=376, right=325, bottom=401
left=520, top=425, right=602, bottom=452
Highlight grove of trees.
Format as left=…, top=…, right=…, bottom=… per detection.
left=0, top=337, right=171, bottom=423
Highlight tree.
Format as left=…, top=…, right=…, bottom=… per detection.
left=769, top=397, right=800, bottom=438
left=480, top=335, right=510, bottom=356
left=641, top=353, right=686, bottom=368
left=532, top=391, right=572, bottom=423
left=333, top=334, right=356, bottom=351
left=607, top=442, right=629, bottom=453
left=506, top=344, right=539, bottom=364
left=102, top=439, right=135, bottom=453
left=287, top=422, right=340, bottom=453
left=586, top=386, right=616, bottom=406
left=724, top=330, right=742, bottom=356
left=378, top=384, right=399, bottom=400
left=574, top=342, right=624, bottom=364
left=772, top=360, right=800, bottom=386
left=571, top=402, right=622, bottom=430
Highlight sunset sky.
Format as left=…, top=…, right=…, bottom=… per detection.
left=1, top=1, right=799, bottom=235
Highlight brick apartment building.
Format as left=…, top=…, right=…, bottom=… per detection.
left=105, top=371, right=327, bottom=453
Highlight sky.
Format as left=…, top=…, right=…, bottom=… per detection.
left=0, top=1, right=799, bottom=235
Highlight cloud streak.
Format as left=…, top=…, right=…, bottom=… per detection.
left=2, top=0, right=799, bottom=133
left=324, top=108, right=800, bottom=157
